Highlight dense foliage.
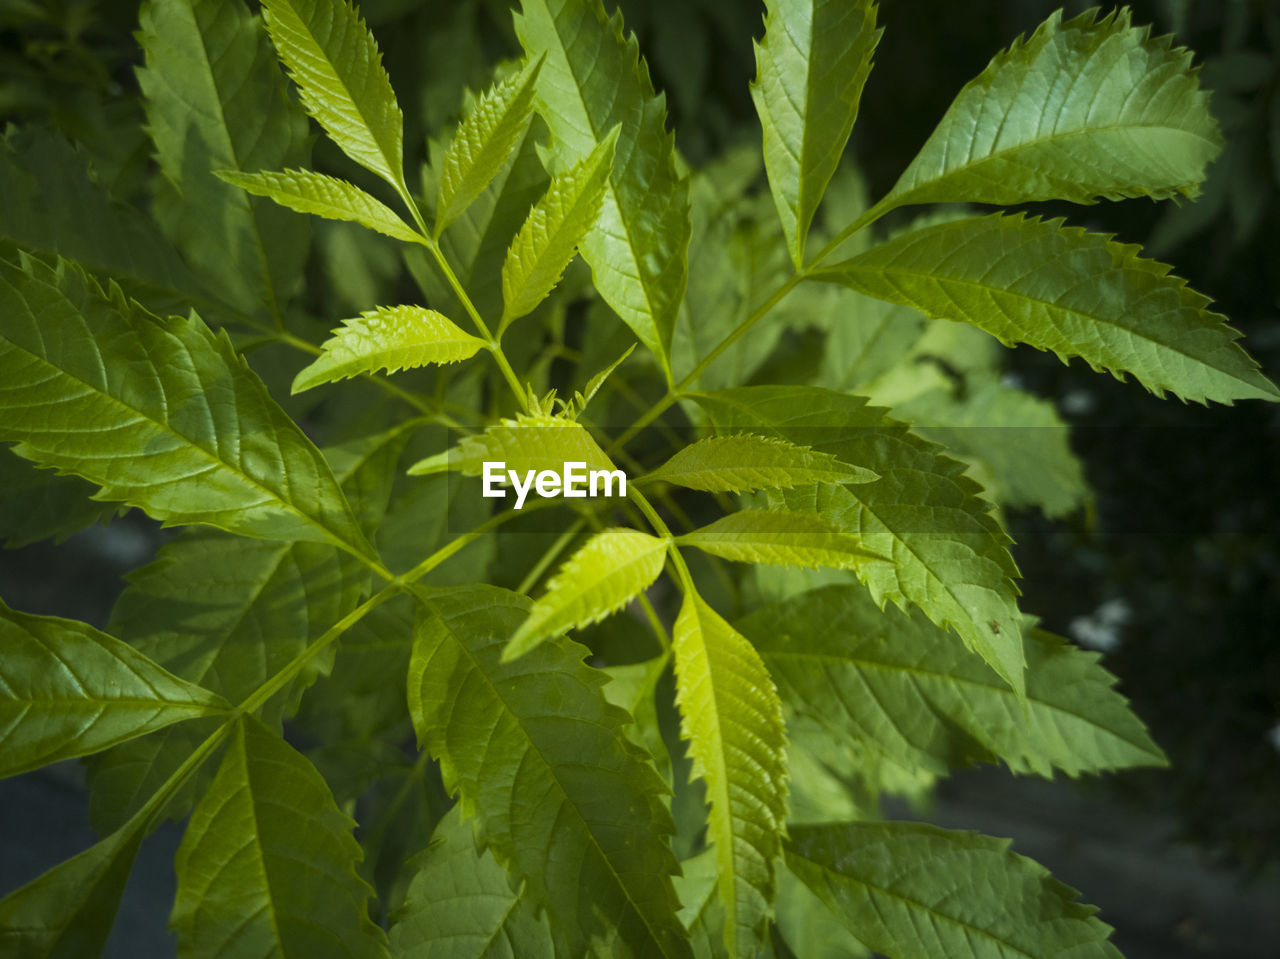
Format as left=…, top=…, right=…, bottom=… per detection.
left=1, top=0, right=1275, bottom=956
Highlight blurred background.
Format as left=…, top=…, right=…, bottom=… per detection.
left=2, top=0, right=1278, bottom=955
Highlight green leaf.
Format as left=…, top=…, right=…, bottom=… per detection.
left=786, top=822, right=1122, bottom=959
left=506, top=528, right=669, bottom=660
left=515, top=0, right=692, bottom=380
left=643, top=434, right=875, bottom=493
left=814, top=213, right=1280, bottom=404
left=0, top=450, right=118, bottom=548
left=885, top=8, right=1223, bottom=209
left=750, top=0, right=881, bottom=265
left=261, top=0, right=405, bottom=191
left=408, top=411, right=615, bottom=477
left=0, top=256, right=371, bottom=552
left=86, top=530, right=367, bottom=832
left=408, top=584, right=691, bottom=958
left=437, top=58, right=543, bottom=235
left=172, top=716, right=389, bottom=959
left=500, top=126, right=617, bottom=328
left=679, top=510, right=886, bottom=570
left=689, top=386, right=1026, bottom=697
left=743, top=584, right=1167, bottom=777
left=414, top=117, right=550, bottom=321
left=0, top=602, right=227, bottom=779
left=0, top=128, right=216, bottom=320
left=292, top=305, right=486, bottom=394
left=672, top=592, right=787, bottom=957
left=673, top=849, right=728, bottom=959
left=0, top=803, right=147, bottom=959
left=138, top=0, right=310, bottom=320
left=895, top=377, right=1089, bottom=518
left=218, top=169, right=422, bottom=243
left=389, top=806, right=554, bottom=959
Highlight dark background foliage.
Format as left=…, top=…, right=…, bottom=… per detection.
left=2, top=0, right=1278, bottom=953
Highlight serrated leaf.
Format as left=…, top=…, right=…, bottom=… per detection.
left=786, top=822, right=1122, bottom=959
left=886, top=8, right=1223, bottom=209
left=895, top=377, right=1089, bottom=518
left=218, top=169, right=422, bottom=243
left=138, top=0, right=310, bottom=321
left=414, top=117, right=550, bottom=321
left=689, top=386, right=1026, bottom=697
left=292, top=305, right=486, bottom=393
left=0, top=256, right=371, bottom=552
left=261, top=0, right=405, bottom=191
left=679, top=511, right=885, bottom=570
left=750, top=0, right=881, bottom=265
left=0, top=450, right=118, bottom=548
left=0, top=602, right=228, bottom=779
left=437, top=58, right=543, bottom=235
left=172, top=715, right=389, bottom=959
left=743, top=584, right=1167, bottom=777
left=500, top=126, right=617, bottom=328
left=0, top=128, right=219, bottom=321
left=408, top=585, right=691, bottom=958
left=86, top=530, right=367, bottom=832
left=408, top=411, right=615, bottom=477
left=515, top=0, right=691, bottom=380
left=389, top=806, right=554, bottom=959
left=506, top=528, right=668, bottom=660
left=644, top=434, right=875, bottom=493
left=672, top=592, right=788, bottom=957
left=815, top=213, right=1280, bottom=404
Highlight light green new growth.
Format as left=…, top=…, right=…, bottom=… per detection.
left=260, top=0, right=406, bottom=193
left=816, top=213, right=1280, bottom=404
left=751, top=0, right=882, bottom=265
left=436, top=58, right=543, bottom=236
left=885, top=8, right=1222, bottom=210
left=218, top=169, right=422, bottom=243
left=672, top=592, right=788, bottom=957
left=292, top=305, right=486, bottom=394
left=679, top=509, right=887, bottom=569
left=408, top=411, right=615, bottom=477
left=644, top=433, right=877, bottom=493
left=515, top=0, right=691, bottom=381
left=506, top=528, right=669, bottom=660
left=500, top=127, right=618, bottom=328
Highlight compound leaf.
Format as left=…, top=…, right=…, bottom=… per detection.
left=515, top=0, right=691, bottom=380
left=815, top=213, right=1279, bottom=404
left=672, top=593, right=787, bottom=957
left=218, top=169, right=421, bottom=243
left=408, top=585, right=691, bottom=958
left=679, top=510, right=886, bottom=570
left=689, top=386, right=1026, bottom=698
left=388, top=806, right=554, bottom=959
left=292, top=305, right=486, bottom=394
left=506, top=528, right=668, bottom=661
left=644, top=435, right=875, bottom=493
left=744, top=584, right=1167, bottom=777
left=786, top=822, right=1122, bottom=959
left=138, top=0, right=310, bottom=321
left=751, top=0, right=881, bottom=265
left=886, top=8, right=1222, bottom=209
left=261, top=0, right=405, bottom=191
left=172, top=715, right=389, bottom=959
left=0, top=603, right=227, bottom=779
left=0, top=256, right=371, bottom=552
left=86, top=531, right=367, bottom=832
left=500, top=127, right=617, bottom=328
left=437, top=58, right=543, bottom=235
